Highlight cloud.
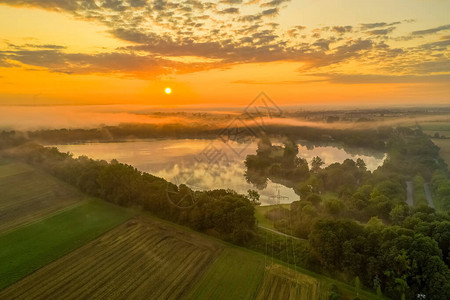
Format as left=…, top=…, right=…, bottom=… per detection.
left=0, top=49, right=200, bottom=77
left=360, top=21, right=400, bottom=30
left=260, top=0, right=290, bottom=7
left=361, top=22, right=389, bottom=30
left=238, top=14, right=262, bottom=22
left=332, top=26, right=352, bottom=34
left=220, top=0, right=243, bottom=3
left=286, top=26, right=306, bottom=37
left=261, top=8, right=278, bottom=16
left=217, top=7, right=239, bottom=14
left=304, top=39, right=373, bottom=68
left=7, top=43, right=67, bottom=50
left=366, top=27, right=396, bottom=36
left=413, top=60, right=450, bottom=74
left=0, top=55, right=13, bottom=67
left=0, top=1, right=448, bottom=80
left=231, top=79, right=325, bottom=84
left=412, top=24, right=450, bottom=36
left=127, top=0, right=147, bottom=7
left=323, top=73, right=450, bottom=84
left=312, top=38, right=334, bottom=51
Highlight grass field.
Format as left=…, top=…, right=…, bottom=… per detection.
left=0, top=162, right=32, bottom=179
left=422, top=122, right=450, bottom=138
left=187, top=247, right=265, bottom=300
left=424, top=131, right=450, bottom=138
left=432, top=138, right=450, bottom=171
left=0, top=162, right=88, bottom=233
left=412, top=176, right=427, bottom=207
left=255, top=192, right=338, bottom=230
left=0, top=217, right=221, bottom=299
left=256, top=264, right=327, bottom=300
left=0, top=199, right=132, bottom=290
left=255, top=204, right=290, bottom=229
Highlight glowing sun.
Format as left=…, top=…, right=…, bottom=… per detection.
left=165, top=87, right=172, bottom=94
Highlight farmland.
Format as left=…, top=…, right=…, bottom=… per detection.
left=0, top=199, right=132, bottom=290
left=256, top=264, right=326, bottom=300
left=0, top=217, right=222, bottom=300
left=0, top=162, right=86, bottom=233
left=187, top=247, right=265, bottom=300
left=432, top=138, right=450, bottom=171
left=255, top=204, right=290, bottom=229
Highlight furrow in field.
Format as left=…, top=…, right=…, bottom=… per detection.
left=1, top=218, right=221, bottom=299
left=77, top=232, right=176, bottom=299
left=32, top=224, right=153, bottom=299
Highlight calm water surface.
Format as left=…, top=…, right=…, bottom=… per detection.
left=51, top=139, right=385, bottom=205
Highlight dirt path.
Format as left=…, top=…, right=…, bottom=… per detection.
left=423, top=183, right=435, bottom=208
left=406, top=181, right=414, bottom=206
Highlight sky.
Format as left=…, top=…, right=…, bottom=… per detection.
left=0, top=0, right=449, bottom=107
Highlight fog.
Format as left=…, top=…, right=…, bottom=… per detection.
left=0, top=105, right=449, bottom=131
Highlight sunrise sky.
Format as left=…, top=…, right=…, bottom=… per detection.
left=0, top=0, right=449, bottom=106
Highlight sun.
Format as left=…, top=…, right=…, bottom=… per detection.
left=165, top=87, right=172, bottom=94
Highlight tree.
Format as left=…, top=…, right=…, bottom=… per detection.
left=306, top=193, right=322, bottom=207
left=390, top=204, right=410, bottom=224
left=247, top=189, right=261, bottom=206
left=356, top=158, right=367, bottom=171
left=311, top=156, right=325, bottom=172
left=328, top=284, right=341, bottom=300
left=323, top=198, right=345, bottom=217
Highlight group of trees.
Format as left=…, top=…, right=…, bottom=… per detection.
left=2, top=142, right=256, bottom=245
left=309, top=217, right=450, bottom=300
left=245, top=136, right=310, bottom=189
left=245, top=127, right=450, bottom=299
left=0, top=131, right=27, bottom=149
left=250, top=128, right=448, bottom=228
left=431, top=170, right=450, bottom=211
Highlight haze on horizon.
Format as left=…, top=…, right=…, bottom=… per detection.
left=0, top=0, right=449, bottom=106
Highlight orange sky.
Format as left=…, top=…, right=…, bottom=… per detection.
left=0, top=1, right=449, bottom=106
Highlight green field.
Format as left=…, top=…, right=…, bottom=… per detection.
left=0, top=199, right=132, bottom=290
left=255, top=204, right=290, bottom=229
left=0, top=162, right=32, bottom=179
left=187, top=247, right=265, bottom=300
left=412, top=176, right=428, bottom=207
left=432, top=138, right=450, bottom=171
left=256, top=264, right=327, bottom=300
left=0, top=162, right=88, bottom=233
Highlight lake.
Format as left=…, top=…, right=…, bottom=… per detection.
left=50, top=139, right=386, bottom=205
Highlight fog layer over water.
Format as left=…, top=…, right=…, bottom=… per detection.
left=51, top=139, right=386, bottom=205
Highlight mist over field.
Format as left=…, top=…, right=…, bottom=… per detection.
left=1, top=104, right=450, bottom=132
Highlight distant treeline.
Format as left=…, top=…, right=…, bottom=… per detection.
left=1, top=142, right=256, bottom=245
left=11, top=122, right=390, bottom=151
